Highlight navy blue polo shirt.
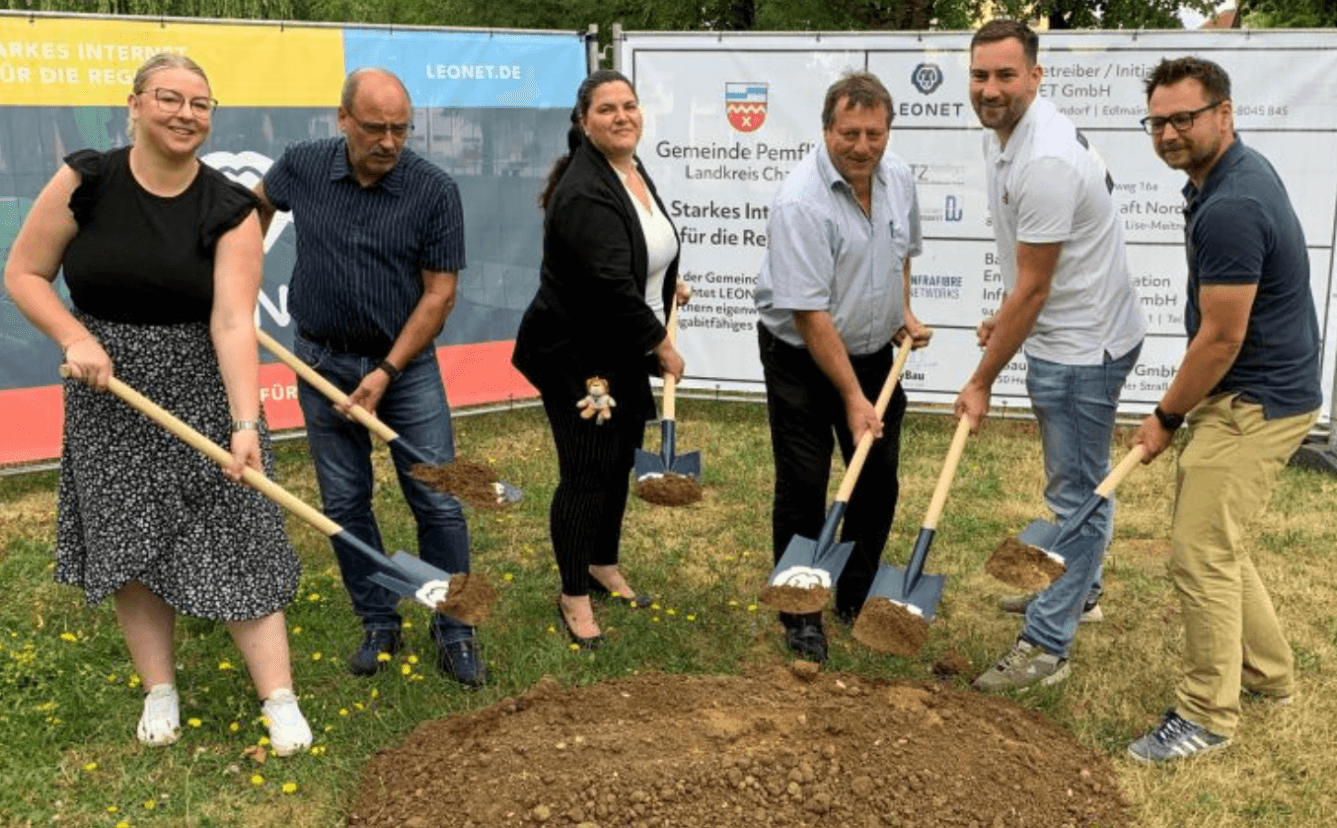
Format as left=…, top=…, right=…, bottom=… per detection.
left=263, top=138, right=466, bottom=351
left=1182, top=139, right=1320, bottom=419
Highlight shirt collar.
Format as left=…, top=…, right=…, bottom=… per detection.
left=328, top=140, right=408, bottom=195
left=996, top=97, right=1045, bottom=164
left=1182, top=134, right=1244, bottom=206
left=815, top=138, right=886, bottom=196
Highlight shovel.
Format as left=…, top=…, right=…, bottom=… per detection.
left=865, top=416, right=972, bottom=621
left=765, top=341, right=915, bottom=600
left=634, top=301, right=701, bottom=482
left=255, top=328, right=521, bottom=509
left=78, top=369, right=480, bottom=622
left=985, top=444, right=1145, bottom=591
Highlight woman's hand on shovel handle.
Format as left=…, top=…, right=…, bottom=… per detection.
left=60, top=336, right=113, bottom=392
left=225, top=428, right=263, bottom=482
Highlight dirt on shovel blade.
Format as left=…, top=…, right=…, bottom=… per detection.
left=758, top=584, right=831, bottom=614
left=435, top=573, right=497, bottom=626
left=636, top=472, right=703, bottom=506
left=985, top=536, right=1067, bottom=591
left=410, top=459, right=510, bottom=511
left=852, top=597, right=930, bottom=656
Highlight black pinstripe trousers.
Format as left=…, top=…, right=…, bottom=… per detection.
left=539, top=383, right=646, bottom=596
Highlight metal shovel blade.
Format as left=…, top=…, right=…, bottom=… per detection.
left=868, top=527, right=947, bottom=619
left=1015, top=517, right=1064, bottom=559
left=767, top=502, right=856, bottom=589
left=633, top=446, right=666, bottom=480
left=636, top=419, right=702, bottom=481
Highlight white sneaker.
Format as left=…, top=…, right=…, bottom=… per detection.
left=262, top=688, right=312, bottom=757
left=136, top=683, right=180, bottom=747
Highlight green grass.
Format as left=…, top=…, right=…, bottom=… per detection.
left=4, top=401, right=1337, bottom=827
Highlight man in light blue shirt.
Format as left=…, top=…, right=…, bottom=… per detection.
left=755, top=71, right=928, bottom=663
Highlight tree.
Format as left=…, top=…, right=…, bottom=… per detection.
left=1244, top=0, right=1337, bottom=28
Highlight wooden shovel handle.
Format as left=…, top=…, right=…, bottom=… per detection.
left=832, top=340, right=916, bottom=504
left=87, top=371, right=341, bottom=538
left=1095, top=444, right=1145, bottom=498
left=922, top=417, right=972, bottom=531
left=255, top=328, right=397, bottom=443
left=661, top=301, right=681, bottom=422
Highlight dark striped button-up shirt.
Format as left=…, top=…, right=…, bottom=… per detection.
left=263, top=138, right=466, bottom=351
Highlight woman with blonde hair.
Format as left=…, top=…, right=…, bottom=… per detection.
left=4, top=53, right=311, bottom=754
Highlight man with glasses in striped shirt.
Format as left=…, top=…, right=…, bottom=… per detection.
left=254, top=67, right=484, bottom=688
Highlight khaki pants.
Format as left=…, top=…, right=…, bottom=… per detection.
left=1170, top=393, right=1316, bottom=737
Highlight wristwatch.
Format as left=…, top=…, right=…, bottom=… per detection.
left=232, top=419, right=260, bottom=432
left=376, top=359, right=402, bottom=382
left=1153, top=405, right=1184, bottom=432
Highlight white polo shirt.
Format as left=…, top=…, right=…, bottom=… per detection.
left=985, top=97, right=1145, bottom=364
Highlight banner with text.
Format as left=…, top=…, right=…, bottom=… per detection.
left=0, top=13, right=585, bottom=464
left=620, top=30, right=1337, bottom=424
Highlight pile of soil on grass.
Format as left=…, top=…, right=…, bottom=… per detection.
left=347, top=670, right=1129, bottom=828
left=985, top=537, right=1066, bottom=592
left=410, top=459, right=510, bottom=511
left=758, top=584, right=832, bottom=615
left=852, top=598, right=930, bottom=657
left=436, top=573, right=498, bottom=627
left=635, top=473, right=703, bottom=506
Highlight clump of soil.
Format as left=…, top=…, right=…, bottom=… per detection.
left=436, top=573, right=497, bottom=626
left=985, top=537, right=1066, bottom=591
left=931, top=649, right=973, bottom=678
left=347, top=670, right=1129, bottom=828
left=852, top=598, right=930, bottom=656
left=410, top=459, right=512, bottom=511
left=758, top=584, right=832, bottom=614
left=635, top=473, right=703, bottom=506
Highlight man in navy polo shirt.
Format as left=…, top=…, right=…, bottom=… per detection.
left=1128, top=57, right=1320, bottom=763
left=254, top=68, right=484, bottom=687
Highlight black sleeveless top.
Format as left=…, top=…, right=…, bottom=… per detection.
left=61, top=147, right=258, bottom=324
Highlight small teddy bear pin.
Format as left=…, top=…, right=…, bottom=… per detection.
left=576, top=376, right=615, bottom=424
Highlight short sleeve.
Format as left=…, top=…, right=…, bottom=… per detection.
left=199, top=168, right=260, bottom=252
left=419, top=174, right=466, bottom=272
left=64, top=149, right=107, bottom=226
left=261, top=146, right=296, bottom=212
left=762, top=199, right=835, bottom=311
left=1192, top=198, right=1267, bottom=285
left=1014, top=156, right=1081, bottom=244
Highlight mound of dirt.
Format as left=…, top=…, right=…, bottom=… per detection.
left=347, top=670, right=1128, bottom=828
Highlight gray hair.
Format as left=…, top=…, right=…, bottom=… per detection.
left=127, top=53, right=210, bottom=139
left=341, top=67, right=412, bottom=112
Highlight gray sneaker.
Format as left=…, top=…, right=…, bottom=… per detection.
left=997, top=592, right=1103, bottom=623
left=1127, top=710, right=1230, bottom=764
left=972, top=638, right=1070, bottom=691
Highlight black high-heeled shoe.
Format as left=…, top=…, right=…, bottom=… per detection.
left=557, top=600, right=603, bottom=650
left=587, top=580, right=653, bottom=609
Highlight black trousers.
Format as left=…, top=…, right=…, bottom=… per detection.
left=758, top=323, right=907, bottom=618
left=539, top=381, right=645, bottom=596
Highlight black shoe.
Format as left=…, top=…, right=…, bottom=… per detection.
left=782, top=613, right=827, bottom=663
left=558, top=601, right=604, bottom=650
left=587, top=580, right=653, bottom=608
left=349, top=629, right=401, bottom=676
left=433, top=630, right=488, bottom=688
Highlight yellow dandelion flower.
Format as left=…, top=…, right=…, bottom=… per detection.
left=309, top=745, right=326, bottom=756
left=747, top=604, right=758, bottom=613
left=400, top=664, right=412, bottom=676
left=652, top=616, right=660, bottom=623
left=250, top=774, right=264, bottom=786
left=218, top=661, right=234, bottom=671
left=59, top=632, right=78, bottom=643
left=291, top=626, right=303, bottom=635
left=369, top=688, right=379, bottom=699
left=727, top=599, right=739, bottom=607
left=323, top=725, right=334, bottom=733
left=116, top=822, right=129, bottom=828
left=187, top=718, right=202, bottom=728
left=83, top=762, right=97, bottom=772
left=311, top=652, right=323, bottom=662
left=107, top=806, right=119, bottom=813
left=306, top=593, right=321, bottom=602
left=686, top=614, right=697, bottom=621
left=666, top=608, right=677, bottom=616
left=229, top=722, right=240, bottom=733
left=258, top=736, right=270, bottom=746
left=403, top=620, right=414, bottom=630
left=376, top=652, right=392, bottom=662
left=106, top=674, right=118, bottom=683
left=142, top=800, right=156, bottom=810
left=128, top=675, right=142, bottom=688
left=36, top=701, right=56, bottom=712
left=650, top=602, right=661, bottom=610
left=502, top=572, right=514, bottom=582
left=339, top=708, right=349, bottom=717
left=353, top=702, right=364, bottom=711
left=547, top=625, right=557, bottom=634
left=410, top=673, right=425, bottom=682
left=282, top=781, right=298, bottom=794
left=568, top=643, right=581, bottom=651
left=407, top=654, right=419, bottom=665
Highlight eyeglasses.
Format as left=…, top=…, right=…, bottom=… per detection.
left=141, top=88, right=217, bottom=118
left=349, top=117, right=414, bottom=139
left=1140, top=100, right=1224, bottom=135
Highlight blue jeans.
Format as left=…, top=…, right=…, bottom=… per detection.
left=295, top=336, right=472, bottom=642
left=1020, top=342, right=1141, bottom=657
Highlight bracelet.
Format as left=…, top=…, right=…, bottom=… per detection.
left=376, top=359, right=402, bottom=382
left=232, top=419, right=260, bottom=432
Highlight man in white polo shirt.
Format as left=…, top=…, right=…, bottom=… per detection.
left=956, top=19, right=1146, bottom=691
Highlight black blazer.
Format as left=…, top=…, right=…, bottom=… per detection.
left=512, top=137, right=679, bottom=421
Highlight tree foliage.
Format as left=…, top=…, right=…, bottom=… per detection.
left=1244, top=0, right=1337, bottom=28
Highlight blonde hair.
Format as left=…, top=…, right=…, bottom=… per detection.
left=126, top=53, right=211, bottom=139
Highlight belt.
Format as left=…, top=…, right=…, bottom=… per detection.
left=297, top=329, right=391, bottom=359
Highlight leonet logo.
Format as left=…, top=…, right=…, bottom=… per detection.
left=911, top=63, right=944, bottom=95
left=726, top=82, right=768, bottom=132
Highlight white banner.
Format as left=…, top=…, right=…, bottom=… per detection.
left=620, top=30, right=1337, bottom=424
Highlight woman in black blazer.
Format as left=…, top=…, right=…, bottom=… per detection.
left=512, top=70, right=688, bottom=649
